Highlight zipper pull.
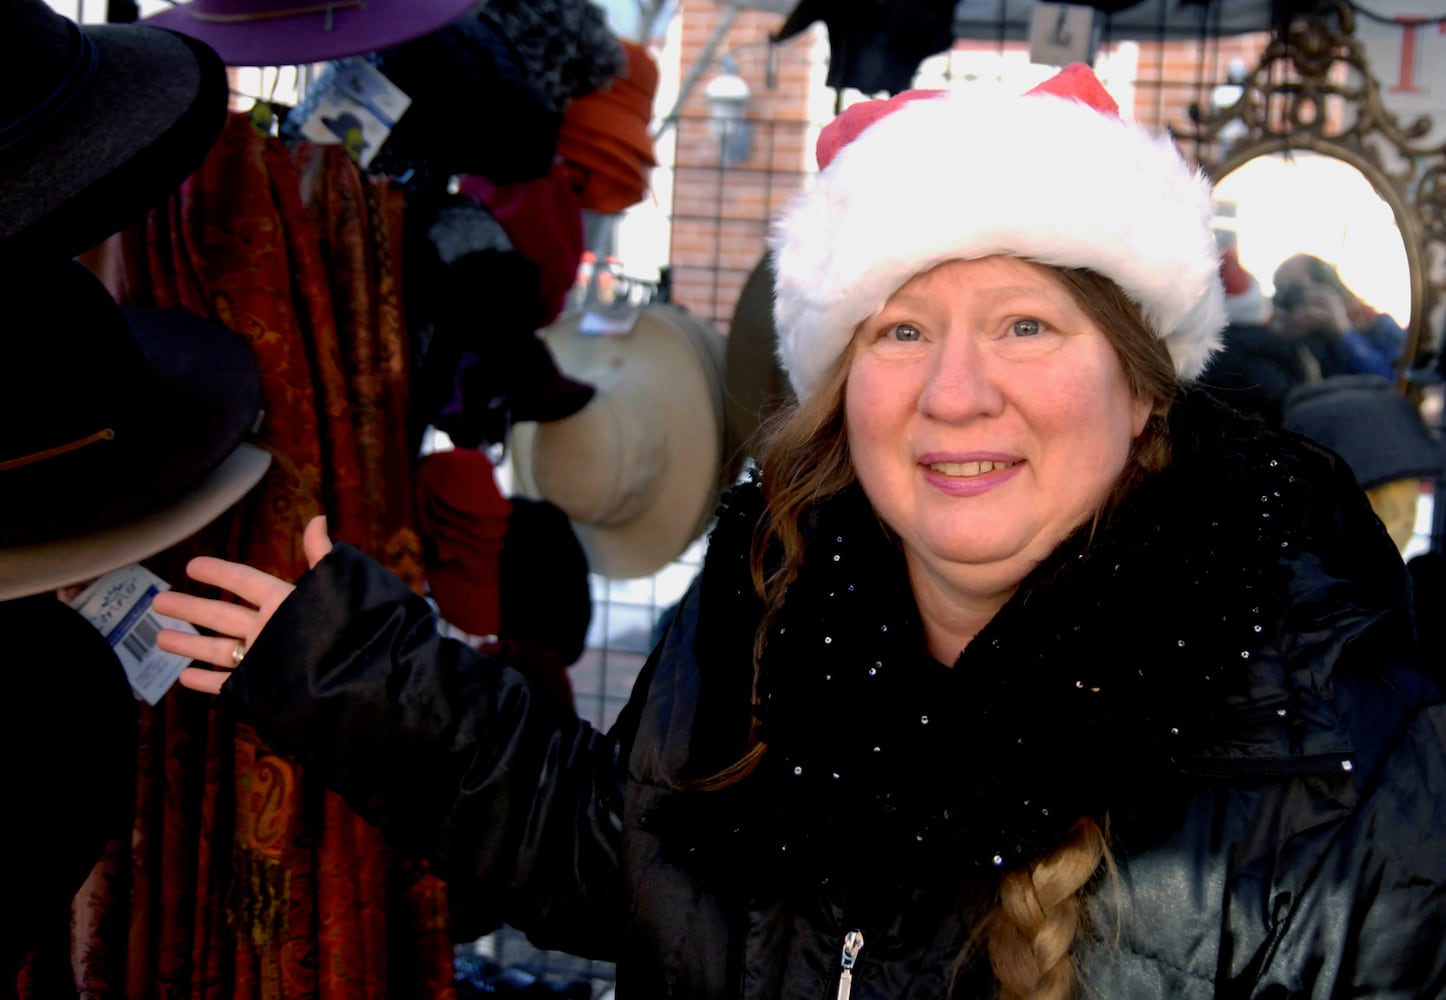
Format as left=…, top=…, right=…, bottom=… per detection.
left=836, top=929, right=864, bottom=1000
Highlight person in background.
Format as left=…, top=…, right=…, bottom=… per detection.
left=1200, top=245, right=1312, bottom=424
left=1271, top=252, right=1406, bottom=379
left=151, top=65, right=1446, bottom=998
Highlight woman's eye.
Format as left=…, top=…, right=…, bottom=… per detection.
left=1011, top=319, right=1042, bottom=337
left=889, top=323, right=922, bottom=342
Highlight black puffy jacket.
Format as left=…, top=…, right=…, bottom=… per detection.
left=223, top=391, right=1446, bottom=998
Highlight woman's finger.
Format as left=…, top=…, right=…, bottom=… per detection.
left=303, top=515, right=333, bottom=568
left=185, top=556, right=294, bottom=609
left=151, top=590, right=256, bottom=639
left=155, top=627, right=248, bottom=670
left=178, top=665, right=231, bottom=697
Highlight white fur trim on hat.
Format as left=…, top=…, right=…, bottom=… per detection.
left=768, top=85, right=1226, bottom=401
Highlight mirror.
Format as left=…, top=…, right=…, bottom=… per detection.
left=1177, top=1, right=1446, bottom=385
left=1212, top=152, right=1412, bottom=345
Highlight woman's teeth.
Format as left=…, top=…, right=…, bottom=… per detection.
left=928, top=460, right=1018, bottom=477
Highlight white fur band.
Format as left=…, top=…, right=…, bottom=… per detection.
left=768, top=87, right=1226, bottom=401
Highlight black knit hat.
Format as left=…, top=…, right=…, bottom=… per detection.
left=365, top=10, right=561, bottom=186
left=0, top=0, right=228, bottom=262
left=500, top=497, right=592, bottom=667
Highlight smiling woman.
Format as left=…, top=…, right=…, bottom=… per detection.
left=152, top=62, right=1446, bottom=1000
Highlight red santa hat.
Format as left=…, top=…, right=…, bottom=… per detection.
left=769, top=63, right=1226, bottom=401
left=1218, top=246, right=1272, bottom=326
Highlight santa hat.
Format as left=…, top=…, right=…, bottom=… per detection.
left=769, top=63, right=1226, bottom=401
left=1218, top=246, right=1272, bottom=327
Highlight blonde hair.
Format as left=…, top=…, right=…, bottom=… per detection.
left=1365, top=477, right=1422, bottom=553
left=984, top=817, right=1113, bottom=1000
left=733, top=262, right=1176, bottom=996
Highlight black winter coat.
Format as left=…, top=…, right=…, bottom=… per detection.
left=222, top=390, right=1446, bottom=998
left=1199, top=321, right=1314, bottom=425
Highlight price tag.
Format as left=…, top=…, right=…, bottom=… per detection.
left=1028, top=3, right=1097, bottom=68
left=579, top=303, right=642, bottom=336
left=70, top=565, right=199, bottom=705
left=296, top=59, right=412, bottom=167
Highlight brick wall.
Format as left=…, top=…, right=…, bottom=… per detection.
left=664, top=1, right=819, bottom=329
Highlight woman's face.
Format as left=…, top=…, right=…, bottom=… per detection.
left=845, top=256, right=1152, bottom=597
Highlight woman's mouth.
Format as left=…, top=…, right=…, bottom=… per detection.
left=926, top=459, right=1022, bottom=477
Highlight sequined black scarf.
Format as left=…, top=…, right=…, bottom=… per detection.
left=655, top=390, right=1404, bottom=896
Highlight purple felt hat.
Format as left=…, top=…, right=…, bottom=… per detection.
left=142, top=0, right=478, bottom=67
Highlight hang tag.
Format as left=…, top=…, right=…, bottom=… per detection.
left=69, top=564, right=198, bottom=705
left=579, top=303, right=643, bottom=336
left=296, top=59, right=412, bottom=167
left=1028, top=3, right=1097, bottom=68
left=578, top=258, right=645, bottom=335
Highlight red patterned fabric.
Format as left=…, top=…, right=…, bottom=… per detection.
left=14, top=114, right=455, bottom=999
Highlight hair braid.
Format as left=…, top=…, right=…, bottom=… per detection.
left=984, top=817, right=1108, bottom=1000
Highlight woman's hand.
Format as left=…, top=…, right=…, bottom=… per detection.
left=153, top=516, right=334, bottom=695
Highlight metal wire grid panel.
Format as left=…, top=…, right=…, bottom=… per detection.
left=457, top=538, right=707, bottom=997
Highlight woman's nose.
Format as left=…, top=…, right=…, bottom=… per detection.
left=918, top=335, right=1004, bottom=421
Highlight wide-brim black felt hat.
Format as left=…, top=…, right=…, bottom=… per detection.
left=0, top=0, right=229, bottom=264
left=0, top=259, right=265, bottom=557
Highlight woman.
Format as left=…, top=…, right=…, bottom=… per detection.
left=154, top=65, right=1446, bottom=998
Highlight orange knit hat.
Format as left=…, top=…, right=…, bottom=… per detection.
left=558, top=39, right=659, bottom=213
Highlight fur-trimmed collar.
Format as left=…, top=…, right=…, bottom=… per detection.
left=658, top=390, right=1411, bottom=892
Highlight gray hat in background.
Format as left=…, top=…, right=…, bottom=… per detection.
left=1281, top=375, right=1444, bottom=490
left=723, top=252, right=794, bottom=469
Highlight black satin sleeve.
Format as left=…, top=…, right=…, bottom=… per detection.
left=219, top=542, right=627, bottom=956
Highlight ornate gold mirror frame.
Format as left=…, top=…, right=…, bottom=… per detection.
left=1176, top=1, right=1446, bottom=385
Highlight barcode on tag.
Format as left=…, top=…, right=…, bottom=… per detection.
left=121, top=612, right=162, bottom=661
left=70, top=564, right=197, bottom=705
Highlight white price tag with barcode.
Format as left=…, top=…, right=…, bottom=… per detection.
left=295, top=59, right=412, bottom=168
left=69, top=564, right=198, bottom=705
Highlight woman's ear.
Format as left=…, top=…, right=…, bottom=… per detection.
left=1131, top=394, right=1157, bottom=437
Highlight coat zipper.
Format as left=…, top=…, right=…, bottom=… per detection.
left=836, top=929, right=864, bottom=1000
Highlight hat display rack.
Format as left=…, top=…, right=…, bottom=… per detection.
left=0, top=0, right=709, bottom=997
